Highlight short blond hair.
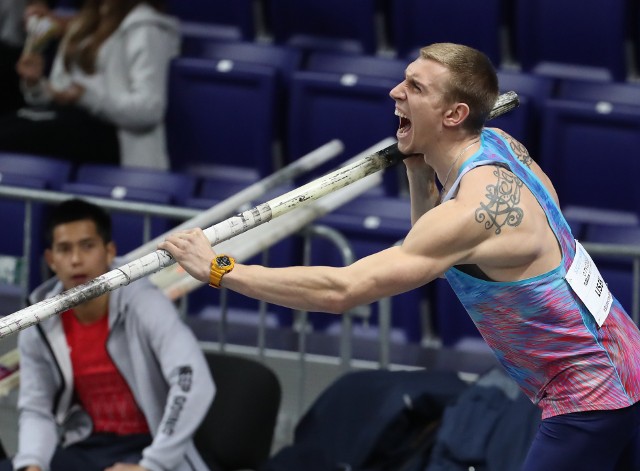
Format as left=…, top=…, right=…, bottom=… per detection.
left=419, top=43, right=499, bottom=132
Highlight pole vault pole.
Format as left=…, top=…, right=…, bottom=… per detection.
left=123, top=139, right=345, bottom=262
left=0, top=92, right=519, bottom=338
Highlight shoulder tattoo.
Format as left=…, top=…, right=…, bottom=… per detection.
left=507, top=136, right=532, bottom=168
left=475, top=167, right=524, bottom=234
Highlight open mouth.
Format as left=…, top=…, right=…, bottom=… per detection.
left=395, top=109, right=412, bottom=137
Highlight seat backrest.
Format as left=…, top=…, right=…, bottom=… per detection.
left=0, top=152, right=73, bottom=190
left=166, top=0, right=256, bottom=40
left=166, top=58, right=278, bottom=178
left=389, top=0, right=504, bottom=65
left=194, top=351, right=282, bottom=471
left=307, top=194, right=426, bottom=342
left=539, top=99, right=640, bottom=212
left=493, top=70, right=555, bottom=153
left=60, top=182, right=174, bottom=255
left=0, top=174, right=48, bottom=291
left=286, top=70, right=398, bottom=194
left=306, top=51, right=406, bottom=82
left=556, top=79, right=640, bottom=107
left=515, top=0, right=628, bottom=81
left=74, top=163, right=197, bottom=205
left=180, top=40, right=303, bottom=87
left=267, top=0, right=379, bottom=54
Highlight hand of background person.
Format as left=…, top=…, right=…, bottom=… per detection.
left=104, top=463, right=149, bottom=471
left=16, top=53, right=45, bottom=86
left=49, top=83, right=85, bottom=105
left=22, top=466, right=42, bottom=471
left=23, top=1, right=51, bottom=22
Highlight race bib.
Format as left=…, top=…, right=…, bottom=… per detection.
left=565, top=240, right=612, bottom=327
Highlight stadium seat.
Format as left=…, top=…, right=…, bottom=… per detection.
left=388, top=0, right=504, bottom=66
left=74, top=163, right=197, bottom=205
left=166, top=0, right=256, bottom=41
left=583, top=224, right=640, bottom=316
left=538, top=99, right=640, bottom=213
left=166, top=57, right=278, bottom=179
left=0, top=152, right=73, bottom=190
left=514, top=0, right=629, bottom=81
left=0, top=174, right=48, bottom=292
left=305, top=51, right=406, bottom=81
left=556, top=79, right=640, bottom=107
left=179, top=40, right=303, bottom=87
left=492, top=70, right=554, bottom=155
left=286, top=70, right=399, bottom=195
left=60, top=182, right=175, bottom=255
left=307, top=194, right=428, bottom=343
left=266, top=0, right=379, bottom=55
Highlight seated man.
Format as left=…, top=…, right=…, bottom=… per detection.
left=0, top=198, right=215, bottom=471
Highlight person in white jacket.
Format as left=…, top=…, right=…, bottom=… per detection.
left=0, top=198, right=215, bottom=471
left=0, top=0, right=179, bottom=169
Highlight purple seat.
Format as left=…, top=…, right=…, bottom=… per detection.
left=389, top=0, right=504, bottom=66
left=539, top=99, right=640, bottom=213
left=166, top=0, right=256, bottom=41
left=0, top=152, right=72, bottom=190
left=287, top=70, right=398, bottom=195
left=515, top=0, right=629, bottom=81
left=267, top=0, right=379, bottom=55
left=166, top=57, right=278, bottom=179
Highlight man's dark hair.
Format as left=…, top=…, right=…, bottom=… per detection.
left=45, top=198, right=112, bottom=248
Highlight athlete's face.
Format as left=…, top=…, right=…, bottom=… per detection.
left=389, top=58, right=452, bottom=155
left=45, top=219, right=115, bottom=290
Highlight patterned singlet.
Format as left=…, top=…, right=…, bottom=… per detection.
left=442, top=128, right=640, bottom=419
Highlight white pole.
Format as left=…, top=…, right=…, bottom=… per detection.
left=123, top=139, right=344, bottom=261
left=0, top=92, right=518, bottom=337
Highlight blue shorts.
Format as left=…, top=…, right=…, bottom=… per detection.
left=522, top=401, right=640, bottom=471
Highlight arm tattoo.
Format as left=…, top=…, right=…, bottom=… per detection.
left=507, top=137, right=532, bottom=168
left=475, top=167, right=524, bottom=234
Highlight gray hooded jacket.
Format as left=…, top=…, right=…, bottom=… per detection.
left=13, top=273, right=215, bottom=471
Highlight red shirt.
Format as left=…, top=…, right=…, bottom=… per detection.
left=62, top=310, right=149, bottom=435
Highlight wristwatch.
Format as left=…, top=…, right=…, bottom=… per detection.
left=209, top=255, right=235, bottom=288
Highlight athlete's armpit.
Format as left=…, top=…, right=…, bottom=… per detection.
left=475, top=167, right=524, bottom=234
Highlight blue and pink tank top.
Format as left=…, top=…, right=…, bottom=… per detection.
left=442, top=128, right=640, bottom=419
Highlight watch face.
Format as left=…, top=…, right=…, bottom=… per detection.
left=217, top=255, right=232, bottom=267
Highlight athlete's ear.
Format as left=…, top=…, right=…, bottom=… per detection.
left=443, top=103, right=470, bottom=128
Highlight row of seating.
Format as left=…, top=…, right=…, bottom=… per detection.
left=3, top=146, right=640, bottom=346
left=165, top=41, right=640, bottom=211
left=156, top=0, right=640, bottom=82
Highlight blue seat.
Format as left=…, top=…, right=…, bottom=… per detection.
left=287, top=70, right=399, bottom=195
left=0, top=152, right=73, bottom=190
left=0, top=174, right=48, bottom=291
left=307, top=194, right=427, bottom=343
left=389, top=0, right=504, bottom=66
left=166, top=0, right=256, bottom=41
left=306, top=51, right=406, bottom=81
left=492, top=70, right=554, bottom=154
left=583, top=224, right=640, bottom=316
left=556, top=79, right=640, bottom=107
left=60, top=182, right=175, bottom=255
left=267, top=0, right=379, bottom=55
left=180, top=40, right=303, bottom=86
left=166, top=57, right=278, bottom=179
left=539, top=99, right=640, bottom=213
left=74, top=163, right=197, bottom=205
left=514, top=0, right=629, bottom=81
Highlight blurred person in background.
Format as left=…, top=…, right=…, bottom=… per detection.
left=0, top=0, right=179, bottom=169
